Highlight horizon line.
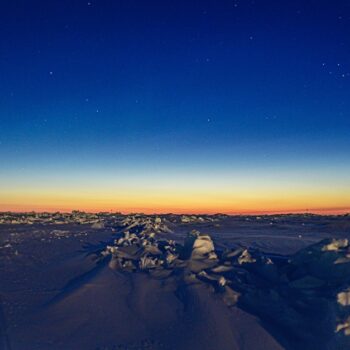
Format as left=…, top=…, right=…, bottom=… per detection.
left=1, top=208, right=349, bottom=216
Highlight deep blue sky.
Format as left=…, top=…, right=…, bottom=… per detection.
left=1, top=0, right=350, bottom=212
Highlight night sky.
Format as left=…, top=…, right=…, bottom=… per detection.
left=1, top=0, right=350, bottom=213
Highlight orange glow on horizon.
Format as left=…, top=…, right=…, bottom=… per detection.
left=1, top=181, right=349, bottom=215
left=1, top=203, right=349, bottom=215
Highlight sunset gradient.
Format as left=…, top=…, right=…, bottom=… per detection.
left=1, top=1, right=350, bottom=214
left=1, top=166, right=349, bottom=214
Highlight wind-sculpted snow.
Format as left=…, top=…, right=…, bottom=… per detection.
left=2, top=213, right=350, bottom=349
left=96, top=218, right=350, bottom=349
